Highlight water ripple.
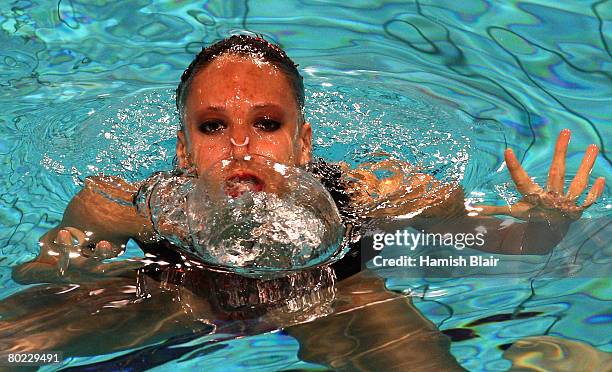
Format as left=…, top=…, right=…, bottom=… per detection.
left=1, top=0, right=610, bottom=370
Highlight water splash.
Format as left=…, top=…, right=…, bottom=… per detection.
left=137, top=156, right=345, bottom=277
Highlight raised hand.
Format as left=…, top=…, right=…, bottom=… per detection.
left=478, top=129, right=605, bottom=222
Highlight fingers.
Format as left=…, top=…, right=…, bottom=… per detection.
left=54, top=230, right=75, bottom=276
left=505, top=149, right=543, bottom=195
left=94, top=240, right=123, bottom=259
left=65, top=227, right=86, bottom=245
left=54, top=227, right=87, bottom=246
left=55, top=229, right=75, bottom=246
left=582, top=177, right=606, bottom=208
left=96, top=240, right=113, bottom=251
left=55, top=228, right=124, bottom=260
left=546, top=129, right=570, bottom=193
left=567, top=144, right=599, bottom=200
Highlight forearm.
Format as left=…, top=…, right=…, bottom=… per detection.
left=410, top=214, right=569, bottom=255
left=60, top=175, right=154, bottom=245
left=479, top=217, right=570, bottom=254
left=14, top=176, right=152, bottom=276
left=285, top=270, right=465, bottom=371
left=402, top=183, right=570, bottom=254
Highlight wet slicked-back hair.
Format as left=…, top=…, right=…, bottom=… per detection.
left=176, top=35, right=305, bottom=128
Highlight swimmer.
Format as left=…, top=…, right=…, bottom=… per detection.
left=9, top=35, right=606, bottom=369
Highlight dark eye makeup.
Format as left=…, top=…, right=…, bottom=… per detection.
left=254, top=118, right=282, bottom=132
left=198, top=119, right=226, bottom=134
left=197, top=118, right=282, bottom=134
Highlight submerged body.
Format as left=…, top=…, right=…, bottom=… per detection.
left=2, top=263, right=465, bottom=370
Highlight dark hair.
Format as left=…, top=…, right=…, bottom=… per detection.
left=176, top=35, right=305, bottom=128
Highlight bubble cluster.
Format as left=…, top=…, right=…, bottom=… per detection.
left=138, top=156, right=345, bottom=277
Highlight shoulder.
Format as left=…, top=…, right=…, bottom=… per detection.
left=306, top=158, right=356, bottom=221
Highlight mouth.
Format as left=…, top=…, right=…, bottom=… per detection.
left=224, top=171, right=265, bottom=197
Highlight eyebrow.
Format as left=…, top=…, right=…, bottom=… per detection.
left=195, top=103, right=286, bottom=113
left=198, top=105, right=225, bottom=112
left=252, top=103, right=285, bottom=112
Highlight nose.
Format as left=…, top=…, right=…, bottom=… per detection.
left=229, top=125, right=250, bottom=158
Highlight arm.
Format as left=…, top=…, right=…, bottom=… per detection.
left=468, top=129, right=604, bottom=253
left=340, top=130, right=605, bottom=255
left=285, top=270, right=466, bottom=371
left=12, top=175, right=153, bottom=284
left=60, top=175, right=154, bottom=246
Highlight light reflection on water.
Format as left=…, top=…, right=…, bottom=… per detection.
left=0, top=0, right=610, bottom=370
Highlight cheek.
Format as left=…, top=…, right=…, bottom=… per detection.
left=250, top=132, right=298, bottom=161
left=188, top=135, right=231, bottom=170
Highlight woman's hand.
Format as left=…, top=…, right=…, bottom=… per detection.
left=12, top=227, right=142, bottom=284
left=56, top=227, right=124, bottom=260
left=477, top=129, right=605, bottom=222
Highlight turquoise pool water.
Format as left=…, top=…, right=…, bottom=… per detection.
left=0, top=0, right=610, bottom=370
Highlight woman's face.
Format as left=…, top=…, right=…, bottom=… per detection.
left=177, top=54, right=312, bottom=175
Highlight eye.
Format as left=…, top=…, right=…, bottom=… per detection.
left=254, top=118, right=282, bottom=132
left=198, top=120, right=226, bottom=134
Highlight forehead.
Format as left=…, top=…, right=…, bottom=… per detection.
left=186, top=54, right=296, bottom=108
